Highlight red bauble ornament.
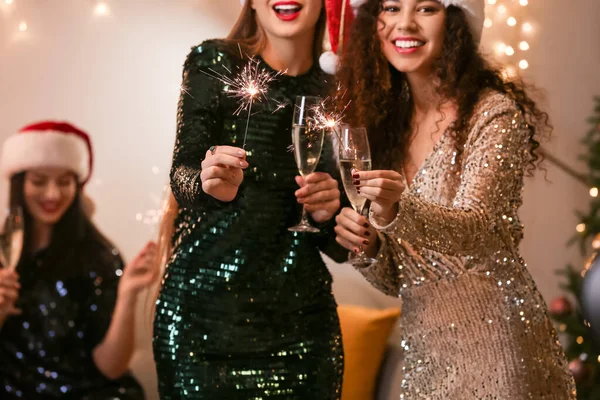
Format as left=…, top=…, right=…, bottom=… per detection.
left=550, top=296, right=573, bottom=316
left=568, top=358, right=590, bottom=383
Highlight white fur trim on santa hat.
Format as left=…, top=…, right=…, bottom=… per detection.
left=348, top=0, right=367, bottom=9
left=440, top=0, right=485, bottom=43
left=0, top=131, right=91, bottom=182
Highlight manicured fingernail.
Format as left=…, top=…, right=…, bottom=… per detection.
left=363, top=223, right=370, bottom=228
left=240, top=161, right=248, bottom=167
left=364, top=231, right=371, bottom=236
left=352, top=180, right=360, bottom=185
left=352, top=174, right=360, bottom=179
left=238, top=150, right=246, bottom=156
left=356, top=189, right=361, bottom=194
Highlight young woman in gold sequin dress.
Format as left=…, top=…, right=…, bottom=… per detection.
left=333, top=0, right=576, bottom=398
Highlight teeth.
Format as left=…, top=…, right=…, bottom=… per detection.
left=394, top=40, right=425, bottom=49
left=274, top=4, right=301, bottom=11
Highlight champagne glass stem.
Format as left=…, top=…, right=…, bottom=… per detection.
left=299, top=206, right=311, bottom=227
left=349, top=201, right=375, bottom=265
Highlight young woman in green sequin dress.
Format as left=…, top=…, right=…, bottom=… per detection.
left=333, top=0, right=575, bottom=398
left=152, top=1, right=347, bottom=398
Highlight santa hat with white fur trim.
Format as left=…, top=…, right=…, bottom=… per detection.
left=319, top=0, right=486, bottom=74
left=319, top=0, right=361, bottom=75
left=1, top=121, right=93, bottom=184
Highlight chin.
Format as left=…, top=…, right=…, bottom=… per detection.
left=270, top=25, right=306, bottom=40
left=387, top=56, right=433, bottom=75
left=38, top=215, right=63, bottom=225
left=32, top=210, right=67, bottom=226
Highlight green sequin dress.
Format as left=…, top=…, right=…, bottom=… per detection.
left=153, top=40, right=346, bottom=399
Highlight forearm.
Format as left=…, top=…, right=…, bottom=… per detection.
left=371, top=192, right=500, bottom=257
left=92, top=293, right=137, bottom=380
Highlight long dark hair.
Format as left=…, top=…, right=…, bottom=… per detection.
left=335, top=3, right=550, bottom=171
left=10, top=173, right=115, bottom=277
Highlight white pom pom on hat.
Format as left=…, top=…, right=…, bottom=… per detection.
left=319, top=51, right=340, bottom=75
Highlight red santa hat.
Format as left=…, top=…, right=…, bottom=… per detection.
left=319, top=0, right=362, bottom=75
left=319, top=0, right=485, bottom=74
left=0, top=121, right=93, bottom=184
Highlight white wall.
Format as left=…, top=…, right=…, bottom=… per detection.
left=1, top=0, right=600, bottom=398
left=0, top=0, right=240, bottom=261
left=3, top=0, right=598, bottom=311
left=1, top=1, right=241, bottom=397
left=515, top=0, right=600, bottom=303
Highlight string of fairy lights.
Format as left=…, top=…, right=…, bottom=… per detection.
left=480, top=0, right=535, bottom=77
left=2, top=0, right=111, bottom=33
left=4, top=0, right=535, bottom=76
left=4, top=0, right=535, bottom=60
left=3, top=0, right=539, bottom=229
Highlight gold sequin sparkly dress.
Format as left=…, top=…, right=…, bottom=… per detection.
left=361, top=92, right=576, bottom=399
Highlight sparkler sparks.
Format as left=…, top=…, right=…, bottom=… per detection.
left=272, top=100, right=289, bottom=114
left=306, top=96, right=352, bottom=156
left=178, top=83, right=194, bottom=99
left=201, top=56, right=282, bottom=148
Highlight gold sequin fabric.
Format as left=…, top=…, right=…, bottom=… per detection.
left=362, top=92, right=576, bottom=399
left=153, top=40, right=345, bottom=399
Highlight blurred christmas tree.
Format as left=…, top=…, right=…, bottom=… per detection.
left=549, top=97, right=600, bottom=399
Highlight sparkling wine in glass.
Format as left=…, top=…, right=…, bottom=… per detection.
left=338, top=125, right=376, bottom=265
left=0, top=207, right=24, bottom=271
left=289, top=95, right=325, bottom=233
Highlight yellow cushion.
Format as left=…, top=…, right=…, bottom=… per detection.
left=338, top=305, right=401, bottom=400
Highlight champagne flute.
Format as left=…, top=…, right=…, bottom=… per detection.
left=288, top=95, right=325, bottom=233
left=337, top=125, right=376, bottom=265
left=0, top=206, right=24, bottom=271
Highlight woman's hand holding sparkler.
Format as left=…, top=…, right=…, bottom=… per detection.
left=201, top=145, right=248, bottom=202
left=294, top=172, right=340, bottom=223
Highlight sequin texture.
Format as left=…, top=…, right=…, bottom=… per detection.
left=0, top=248, right=143, bottom=399
left=153, top=40, right=345, bottom=399
left=364, top=92, right=576, bottom=399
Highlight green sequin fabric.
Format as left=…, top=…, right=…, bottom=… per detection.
left=153, top=40, right=346, bottom=399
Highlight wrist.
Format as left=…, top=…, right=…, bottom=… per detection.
left=371, top=202, right=398, bottom=226
left=365, top=235, right=381, bottom=258
left=116, top=288, right=138, bottom=309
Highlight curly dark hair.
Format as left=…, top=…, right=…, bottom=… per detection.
left=335, top=3, right=550, bottom=172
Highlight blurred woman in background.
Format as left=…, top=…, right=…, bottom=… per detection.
left=0, top=121, right=157, bottom=399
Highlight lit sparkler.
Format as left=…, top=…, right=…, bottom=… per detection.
left=307, top=96, right=352, bottom=156
left=201, top=56, right=281, bottom=148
